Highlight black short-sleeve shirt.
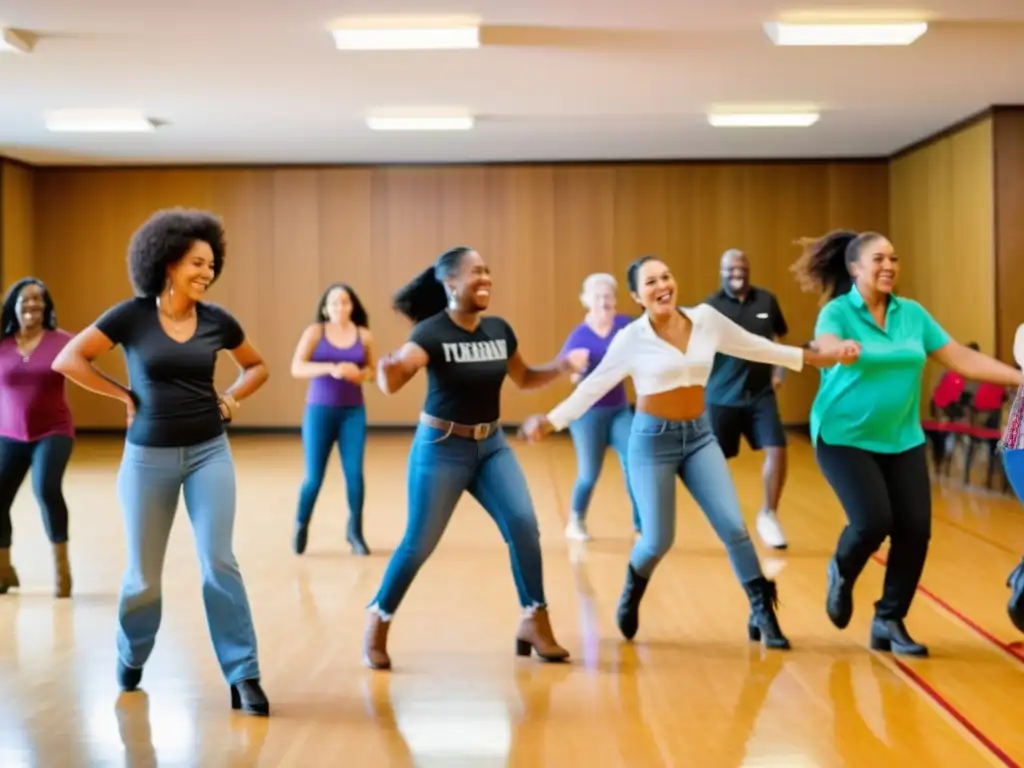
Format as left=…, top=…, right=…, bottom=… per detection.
left=409, top=312, right=518, bottom=425
left=94, top=297, right=245, bottom=447
left=704, top=286, right=788, bottom=405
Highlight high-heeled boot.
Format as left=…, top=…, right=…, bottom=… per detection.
left=346, top=514, right=370, bottom=556
left=744, top=576, right=791, bottom=650
left=869, top=617, right=928, bottom=656
left=1007, top=558, right=1024, bottom=633
left=53, top=543, right=72, bottom=598
left=363, top=609, right=392, bottom=670
left=0, top=548, right=19, bottom=595
left=515, top=605, right=570, bottom=662
left=230, top=679, right=270, bottom=716
left=616, top=564, right=649, bottom=641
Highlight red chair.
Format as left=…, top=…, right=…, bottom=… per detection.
left=921, top=371, right=971, bottom=474
left=961, top=382, right=1010, bottom=488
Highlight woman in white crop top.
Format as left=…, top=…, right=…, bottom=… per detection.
left=522, top=255, right=858, bottom=650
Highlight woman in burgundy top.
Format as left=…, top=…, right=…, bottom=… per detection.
left=0, top=277, right=75, bottom=598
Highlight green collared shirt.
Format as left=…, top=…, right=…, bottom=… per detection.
left=810, top=288, right=951, bottom=454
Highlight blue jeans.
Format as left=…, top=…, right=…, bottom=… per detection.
left=568, top=405, right=641, bottom=529
left=627, top=412, right=764, bottom=583
left=369, top=424, right=546, bottom=615
left=1003, top=448, right=1024, bottom=501
left=115, top=434, right=260, bottom=685
left=296, top=404, right=367, bottom=526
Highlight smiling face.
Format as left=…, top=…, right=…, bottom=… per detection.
left=446, top=249, right=492, bottom=311
left=720, top=250, right=750, bottom=296
left=167, top=240, right=215, bottom=302
left=14, top=282, right=46, bottom=332
left=850, top=235, right=898, bottom=295
left=323, top=286, right=353, bottom=324
left=631, top=259, right=677, bottom=319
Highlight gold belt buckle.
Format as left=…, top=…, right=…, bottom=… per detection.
left=473, top=423, right=491, bottom=440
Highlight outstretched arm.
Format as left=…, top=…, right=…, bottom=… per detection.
left=932, top=342, right=1023, bottom=388
left=506, top=350, right=578, bottom=390
left=545, top=331, right=632, bottom=431
left=712, top=308, right=806, bottom=372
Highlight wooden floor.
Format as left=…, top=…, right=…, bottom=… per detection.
left=1, top=431, right=1023, bottom=767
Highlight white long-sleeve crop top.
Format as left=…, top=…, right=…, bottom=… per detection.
left=546, top=304, right=806, bottom=431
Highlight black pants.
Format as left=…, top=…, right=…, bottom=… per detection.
left=709, top=392, right=787, bottom=459
left=815, top=438, right=931, bottom=621
left=0, top=435, right=74, bottom=548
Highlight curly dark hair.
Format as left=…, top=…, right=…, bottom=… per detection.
left=392, top=246, right=472, bottom=323
left=1, top=277, right=58, bottom=339
left=790, top=229, right=885, bottom=304
left=316, top=282, right=369, bottom=328
left=127, top=208, right=227, bottom=298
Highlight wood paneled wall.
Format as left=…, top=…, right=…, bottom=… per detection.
left=994, top=108, right=1024, bottom=362
left=889, top=117, right=996, bottom=396
left=16, top=162, right=889, bottom=429
left=0, top=161, right=35, bottom=289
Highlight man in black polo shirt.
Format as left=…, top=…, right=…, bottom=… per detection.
left=704, top=249, right=789, bottom=550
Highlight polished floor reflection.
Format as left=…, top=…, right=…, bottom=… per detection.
left=0, top=432, right=1022, bottom=766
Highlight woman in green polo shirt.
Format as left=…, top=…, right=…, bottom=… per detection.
left=792, top=229, right=1023, bottom=657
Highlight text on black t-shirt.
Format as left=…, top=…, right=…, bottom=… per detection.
left=408, top=312, right=518, bottom=425
left=94, top=297, right=245, bottom=448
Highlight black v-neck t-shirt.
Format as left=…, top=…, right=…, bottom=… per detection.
left=94, top=297, right=245, bottom=447
left=409, top=312, right=518, bottom=425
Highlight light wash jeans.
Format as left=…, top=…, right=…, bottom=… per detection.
left=627, top=412, right=764, bottom=583
left=568, top=405, right=641, bottom=530
left=369, top=423, right=546, bottom=615
left=115, top=433, right=260, bottom=685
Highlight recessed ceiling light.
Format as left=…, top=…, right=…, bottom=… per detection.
left=763, top=21, right=927, bottom=46
left=0, top=28, right=33, bottom=53
left=367, top=115, right=475, bottom=131
left=330, top=15, right=480, bottom=50
left=44, top=109, right=157, bottom=133
left=708, top=112, right=820, bottom=128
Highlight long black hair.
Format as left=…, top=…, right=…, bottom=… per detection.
left=1, top=277, right=58, bottom=339
left=790, top=229, right=885, bottom=303
left=315, top=283, right=369, bottom=328
left=392, top=246, right=472, bottom=323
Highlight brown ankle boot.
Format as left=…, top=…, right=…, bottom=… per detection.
left=53, top=543, right=72, bottom=598
left=0, top=548, right=19, bottom=595
left=515, top=606, right=570, bottom=662
left=362, top=610, right=392, bottom=670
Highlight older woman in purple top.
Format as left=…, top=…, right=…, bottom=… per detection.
left=290, top=283, right=375, bottom=556
left=0, top=278, right=75, bottom=598
left=560, top=273, right=641, bottom=540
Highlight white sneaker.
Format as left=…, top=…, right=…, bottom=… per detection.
left=756, top=510, right=788, bottom=549
left=564, top=516, right=592, bottom=541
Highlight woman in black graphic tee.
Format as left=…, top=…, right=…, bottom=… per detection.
left=363, top=246, right=586, bottom=670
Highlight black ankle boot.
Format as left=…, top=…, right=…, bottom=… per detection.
left=1007, top=558, right=1024, bottom=633
left=293, top=521, right=309, bottom=555
left=869, top=617, right=928, bottom=656
left=230, top=679, right=270, bottom=716
left=744, top=577, right=791, bottom=650
left=616, top=565, right=649, bottom=640
left=117, top=659, right=143, bottom=692
left=347, top=517, right=370, bottom=556
left=826, top=557, right=854, bottom=629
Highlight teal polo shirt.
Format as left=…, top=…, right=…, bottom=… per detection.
left=810, top=288, right=951, bottom=454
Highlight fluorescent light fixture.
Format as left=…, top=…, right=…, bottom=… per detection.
left=367, top=115, right=474, bottom=131
left=45, top=109, right=156, bottom=133
left=0, top=28, right=34, bottom=53
left=763, top=21, right=927, bottom=46
left=708, top=112, right=820, bottom=128
left=330, top=15, right=480, bottom=50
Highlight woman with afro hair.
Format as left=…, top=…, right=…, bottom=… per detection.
left=53, top=208, right=271, bottom=716
left=0, top=277, right=75, bottom=598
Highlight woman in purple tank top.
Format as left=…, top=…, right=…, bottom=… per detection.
left=559, top=273, right=640, bottom=541
left=0, top=278, right=75, bottom=599
left=290, top=283, right=375, bottom=556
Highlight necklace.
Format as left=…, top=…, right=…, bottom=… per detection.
left=15, top=332, right=43, bottom=363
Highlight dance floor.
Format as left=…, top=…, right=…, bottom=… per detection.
left=1, top=430, right=1023, bottom=767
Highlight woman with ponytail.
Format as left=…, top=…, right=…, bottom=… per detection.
left=792, top=230, right=1023, bottom=656
left=362, top=246, right=586, bottom=670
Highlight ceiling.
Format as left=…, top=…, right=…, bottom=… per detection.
left=1, top=0, right=1024, bottom=166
